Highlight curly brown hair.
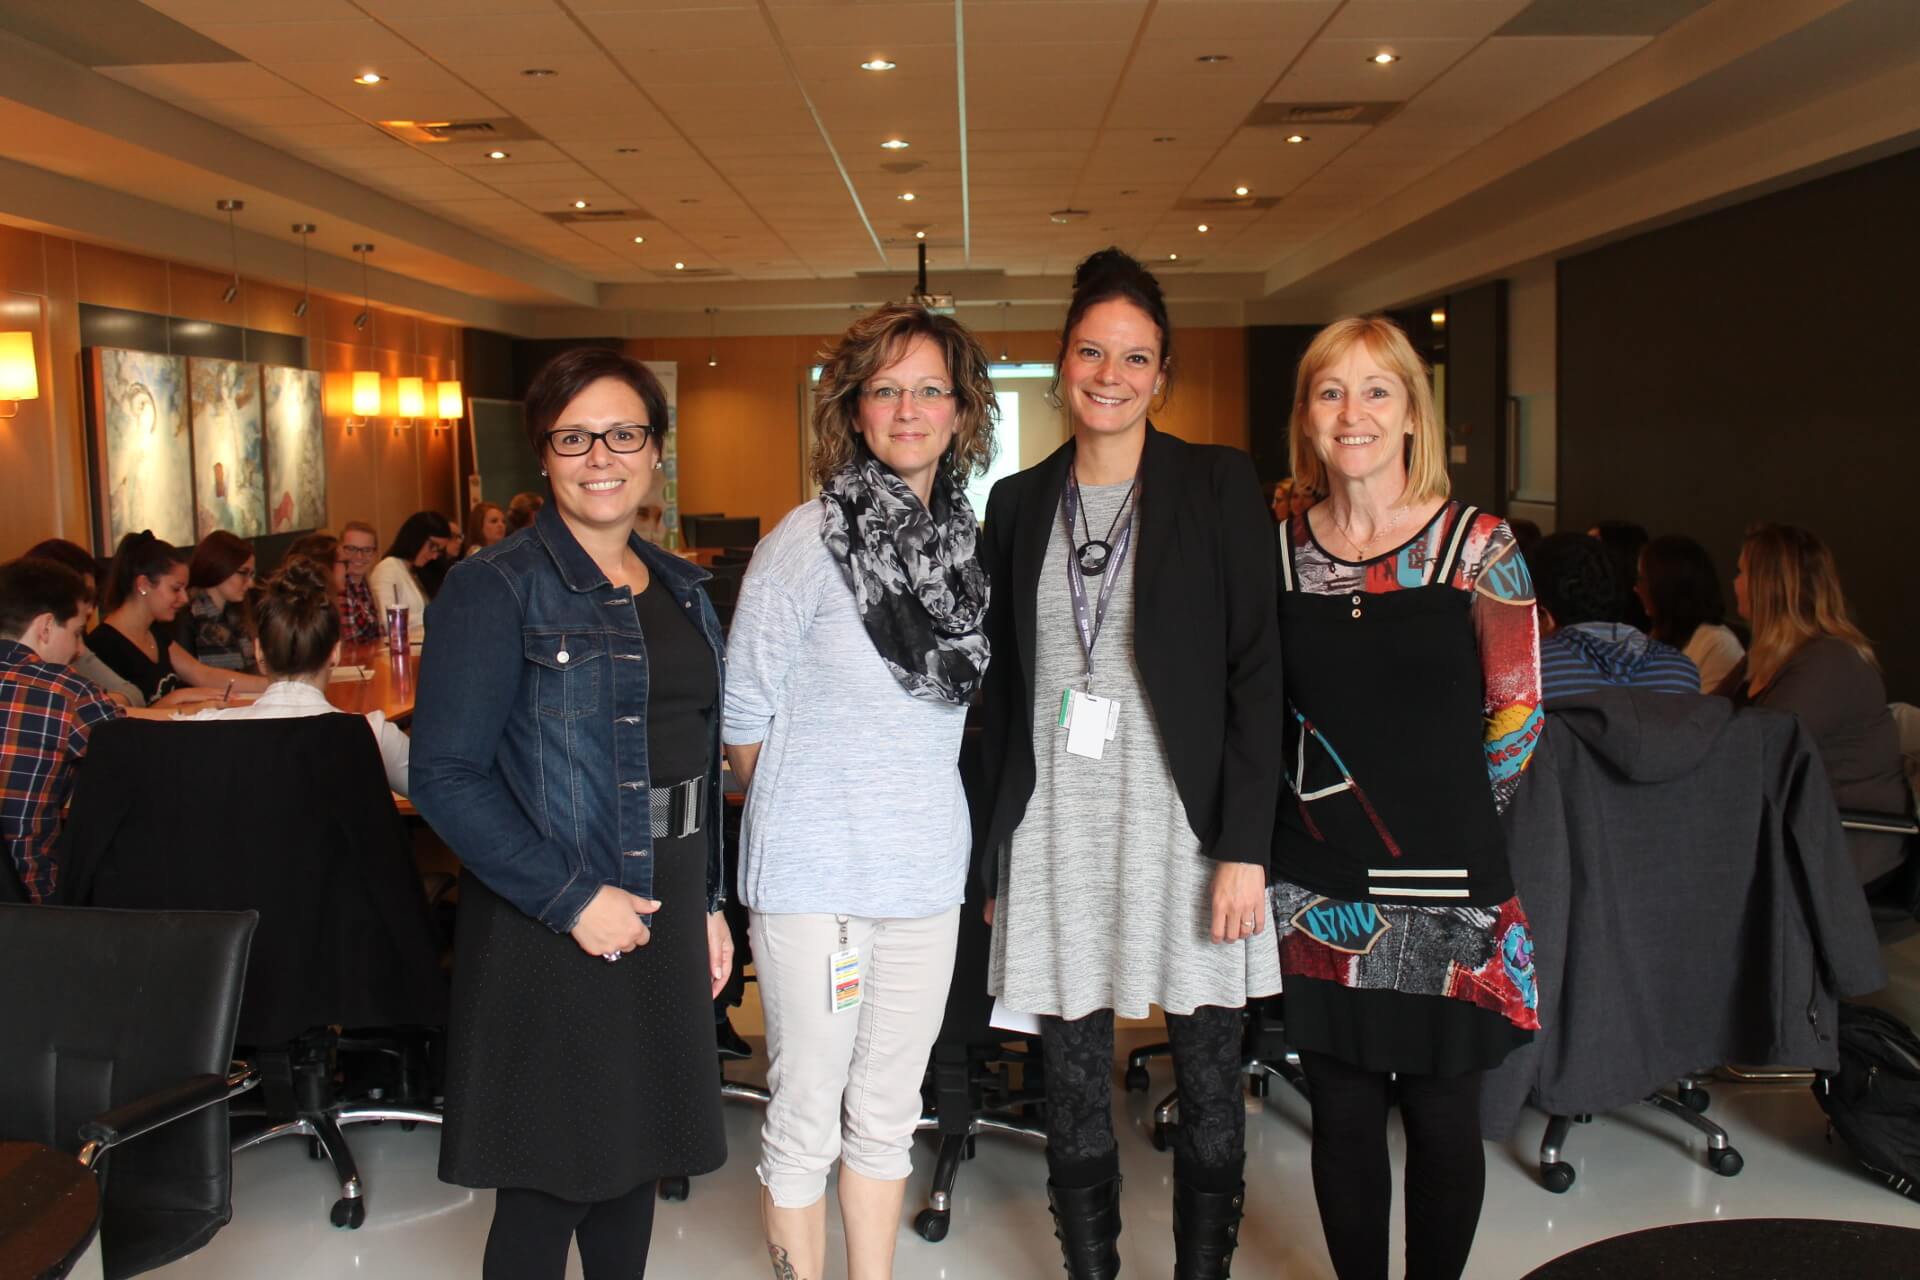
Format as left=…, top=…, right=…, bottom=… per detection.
left=809, top=304, right=998, bottom=488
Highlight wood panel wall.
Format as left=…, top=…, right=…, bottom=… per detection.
left=0, top=223, right=460, bottom=559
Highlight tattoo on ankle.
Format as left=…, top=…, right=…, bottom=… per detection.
left=768, top=1244, right=799, bottom=1280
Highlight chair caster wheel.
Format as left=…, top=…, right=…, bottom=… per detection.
left=330, top=1197, right=366, bottom=1229
left=1124, top=1065, right=1150, bottom=1092
left=1709, top=1147, right=1743, bottom=1177
left=1679, top=1087, right=1711, bottom=1114
left=914, top=1209, right=950, bottom=1242
left=659, top=1176, right=690, bottom=1201
left=1151, top=1121, right=1172, bottom=1152
left=1540, top=1162, right=1575, bottom=1194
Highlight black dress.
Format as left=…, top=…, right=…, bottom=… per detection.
left=438, top=578, right=727, bottom=1201
left=86, top=622, right=180, bottom=703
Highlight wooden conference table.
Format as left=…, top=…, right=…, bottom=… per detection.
left=324, top=640, right=420, bottom=724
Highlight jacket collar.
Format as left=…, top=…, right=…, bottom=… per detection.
left=1014, top=422, right=1178, bottom=608
left=533, top=500, right=712, bottom=595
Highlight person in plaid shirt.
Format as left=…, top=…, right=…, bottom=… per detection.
left=1, top=557, right=126, bottom=901
left=339, top=521, right=383, bottom=644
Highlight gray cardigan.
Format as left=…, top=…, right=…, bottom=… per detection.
left=1482, top=689, right=1885, bottom=1140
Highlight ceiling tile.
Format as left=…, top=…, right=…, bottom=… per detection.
left=1320, top=1, right=1532, bottom=41
left=574, top=8, right=776, bottom=53
left=1266, top=37, right=1477, bottom=102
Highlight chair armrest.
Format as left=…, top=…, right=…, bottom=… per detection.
left=76, top=1068, right=259, bottom=1169
left=1839, top=808, right=1920, bottom=836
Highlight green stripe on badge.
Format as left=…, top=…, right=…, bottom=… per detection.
left=1059, top=688, right=1072, bottom=728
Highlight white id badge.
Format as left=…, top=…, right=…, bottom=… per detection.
left=1064, top=689, right=1116, bottom=760
left=830, top=946, right=862, bottom=1014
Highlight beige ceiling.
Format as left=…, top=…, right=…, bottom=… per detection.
left=0, top=0, right=1915, bottom=329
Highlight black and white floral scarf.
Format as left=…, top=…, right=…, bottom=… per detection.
left=820, top=452, right=991, bottom=705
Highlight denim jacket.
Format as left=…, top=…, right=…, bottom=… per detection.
left=411, top=503, right=726, bottom=933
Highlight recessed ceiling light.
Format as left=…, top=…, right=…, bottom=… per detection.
left=1197, top=223, right=1209, bottom=233
left=860, top=58, right=897, bottom=72
left=572, top=199, right=589, bottom=209
left=1195, top=54, right=1232, bottom=64
left=632, top=235, right=645, bottom=244
left=898, top=192, right=916, bottom=202
left=1370, top=51, right=1400, bottom=65
left=486, top=150, right=509, bottom=160
left=1233, top=185, right=1250, bottom=197
left=881, top=138, right=910, bottom=150
left=1286, top=134, right=1308, bottom=144
left=352, top=72, right=385, bottom=86
left=521, top=67, right=558, bottom=78
left=673, top=261, right=686, bottom=270
left=1168, top=253, right=1179, bottom=261
left=915, top=231, right=926, bottom=240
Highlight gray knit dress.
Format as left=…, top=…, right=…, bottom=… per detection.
left=987, top=480, right=1284, bottom=1020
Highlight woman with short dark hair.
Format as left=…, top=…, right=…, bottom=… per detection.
left=1637, top=533, right=1744, bottom=692
left=413, top=346, right=729, bottom=1280
left=367, top=510, right=451, bottom=641
left=977, top=249, right=1284, bottom=1278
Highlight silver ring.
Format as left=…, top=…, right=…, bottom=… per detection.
left=1240, top=919, right=1257, bottom=930
left=603, top=950, right=623, bottom=962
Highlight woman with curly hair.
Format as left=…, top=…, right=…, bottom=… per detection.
left=722, top=303, right=997, bottom=1280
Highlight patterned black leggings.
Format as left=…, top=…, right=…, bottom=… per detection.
left=1041, top=1004, right=1245, bottom=1192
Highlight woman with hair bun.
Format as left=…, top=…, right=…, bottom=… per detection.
left=975, top=248, right=1284, bottom=1278
left=182, top=557, right=410, bottom=794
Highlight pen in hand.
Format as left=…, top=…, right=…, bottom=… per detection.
left=221, top=678, right=235, bottom=705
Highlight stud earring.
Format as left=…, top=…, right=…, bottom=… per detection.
left=653, top=461, right=664, bottom=471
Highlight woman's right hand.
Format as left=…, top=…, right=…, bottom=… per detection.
left=569, top=885, right=662, bottom=957
left=983, top=897, right=995, bottom=927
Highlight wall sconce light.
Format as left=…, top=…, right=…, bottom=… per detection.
left=346, top=369, right=382, bottom=434
left=396, top=376, right=425, bottom=429
left=0, top=331, right=40, bottom=418
left=435, top=379, right=464, bottom=432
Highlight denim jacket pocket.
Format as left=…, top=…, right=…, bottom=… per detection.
left=523, top=628, right=609, bottom=721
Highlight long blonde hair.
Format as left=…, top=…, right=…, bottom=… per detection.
left=1287, top=315, right=1449, bottom=506
left=1742, top=523, right=1876, bottom=692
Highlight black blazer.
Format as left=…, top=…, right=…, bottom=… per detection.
left=975, top=424, right=1284, bottom=893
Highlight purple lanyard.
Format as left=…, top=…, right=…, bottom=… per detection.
left=1060, top=468, right=1138, bottom=691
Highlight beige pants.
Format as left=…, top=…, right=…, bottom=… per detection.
left=749, top=905, right=961, bottom=1207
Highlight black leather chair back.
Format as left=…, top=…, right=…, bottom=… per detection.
left=53, top=716, right=447, bottom=1043
left=0, top=904, right=255, bottom=1278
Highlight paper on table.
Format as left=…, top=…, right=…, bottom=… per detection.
left=329, top=666, right=374, bottom=683
left=989, top=997, right=1044, bottom=1035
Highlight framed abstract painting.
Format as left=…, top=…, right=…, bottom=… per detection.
left=187, top=357, right=268, bottom=539
left=85, top=347, right=194, bottom=551
left=262, top=365, right=326, bottom=533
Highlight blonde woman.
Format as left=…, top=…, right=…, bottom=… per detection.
left=1271, top=315, right=1542, bottom=1280
left=723, top=303, right=996, bottom=1280
left=1728, top=524, right=1906, bottom=884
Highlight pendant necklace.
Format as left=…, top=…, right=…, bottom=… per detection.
left=1075, top=473, right=1138, bottom=576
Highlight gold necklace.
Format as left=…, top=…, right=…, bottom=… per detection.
left=1334, top=500, right=1410, bottom=560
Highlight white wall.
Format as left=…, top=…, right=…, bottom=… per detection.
left=1506, top=257, right=1558, bottom=532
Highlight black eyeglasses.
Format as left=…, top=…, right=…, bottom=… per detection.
left=544, top=425, right=658, bottom=457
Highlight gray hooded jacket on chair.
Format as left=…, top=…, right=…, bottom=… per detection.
left=1482, top=689, right=1886, bottom=1140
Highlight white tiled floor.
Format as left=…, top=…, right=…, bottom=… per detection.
left=160, top=938, right=1920, bottom=1279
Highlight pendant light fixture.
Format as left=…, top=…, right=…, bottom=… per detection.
left=705, top=307, right=719, bottom=369
left=292, top=223, right=316, bottom=318
left=216, top=199, right=244, bottom=304
left=346, top=243, right=380, bottom=433
left=998, top=300, right=1011, bottom=362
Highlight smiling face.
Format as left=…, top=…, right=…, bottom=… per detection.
left=341, top=529, right=377, bottom=583
left=212, top=558, right=255, bottom=606
left=1063, top=298, right=1164, bottom=440
left=140, top=563, right=190, bottom=624
left=1303, top=338, right=1413, bottom=490
left=544, top=376, right=660, bottom=535
left=853, top=334, right=957, bottom=500
left=481, top=507, right=507, bottom=544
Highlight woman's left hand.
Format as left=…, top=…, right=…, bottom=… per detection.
left=1209, top=862, right=1267, bottom=944
left=706, top=911, right=734, bottom=999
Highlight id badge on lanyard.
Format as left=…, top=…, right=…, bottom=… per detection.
left=1058, top=468, right=1137, bottom=761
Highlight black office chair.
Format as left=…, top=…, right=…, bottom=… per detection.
left=684, top=515, right=762, bottom=549
left=54, top=717, right=449, bottom=1230
left=1128, top=996, right=1308, bottom=1151
left=1846, top=805, right=1920, bottom=944
left=0, top=904, right=259, bottom=1278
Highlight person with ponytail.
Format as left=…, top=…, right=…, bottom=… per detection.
left=975, top=248, right=1284, bottom=1278
left=1726, top=524, right=1906, bottom=885
left=181, top=558, right=411, bottom=795
left=90, top=531, right=269, bottom=705
left=722, top=303, right=996, bottom=1280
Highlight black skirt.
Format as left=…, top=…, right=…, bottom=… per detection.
left=437, top=828, right=726, bottom=1201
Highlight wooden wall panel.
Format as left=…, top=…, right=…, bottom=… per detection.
left=72, top=244, right=168, bottom=314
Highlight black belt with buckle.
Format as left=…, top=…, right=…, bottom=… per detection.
left=647, top=775, right=705, bottom=840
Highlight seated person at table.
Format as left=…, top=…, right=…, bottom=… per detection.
left=183, top=559, right=411, bottom=796
left=1529, top=532, right=1698, bottom=701
left=505, top=490, right=543, bottom=533
left=368, top=511, right=451, bottom=640
left=23, top=537, right=143, bottom=706
left=89, top=531, right=270, bottom=705
left=1725, top=524, right=1907, bottom=886
left=178, top=529, right=257, bottom=672
left=285, top=532, right=349, bottom=601
left=465, top=502, right=507, bottom=557
left=338, top=521, right=384, bottom=644
left=0, top=557, right=125, bottom=901
left=1639, top=534, right=1745, bottom=693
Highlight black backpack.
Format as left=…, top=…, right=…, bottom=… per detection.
left=1813, top=1003, right=1920, bottom=1199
